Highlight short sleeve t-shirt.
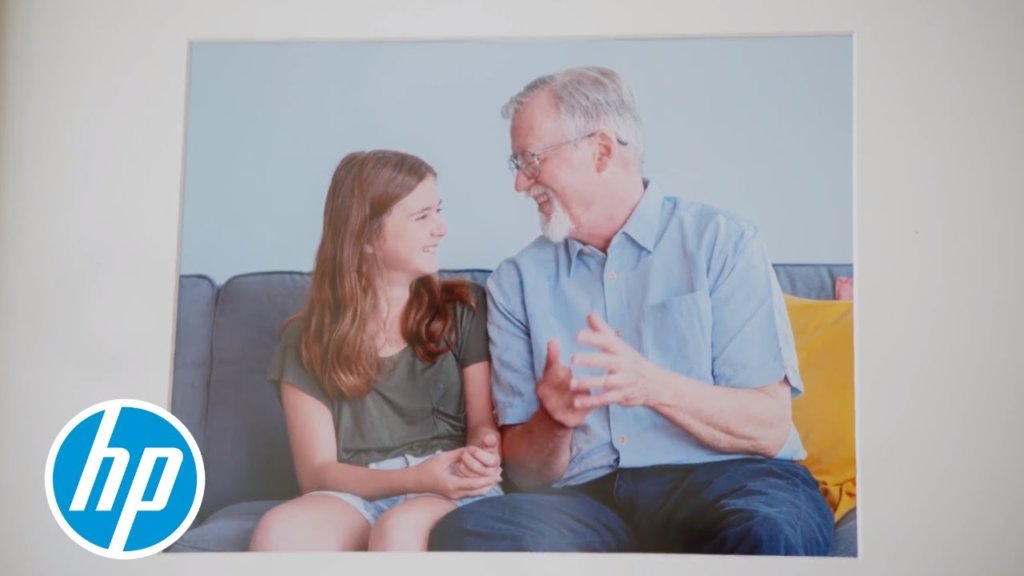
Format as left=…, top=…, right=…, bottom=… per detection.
left=268, top=282, right=490, bottom=467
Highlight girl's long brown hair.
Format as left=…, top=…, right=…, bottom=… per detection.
left=295, top=150, right=474, bottom=399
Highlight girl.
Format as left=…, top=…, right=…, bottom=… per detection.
left=249, top=150, right=503, bottom=552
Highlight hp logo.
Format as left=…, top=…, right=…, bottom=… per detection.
left=45, top=399, right=205, bottom=559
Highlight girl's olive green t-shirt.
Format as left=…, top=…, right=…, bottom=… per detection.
left=268, top=283, right=490, bottom=466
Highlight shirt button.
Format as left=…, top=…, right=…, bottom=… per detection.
left=607, top=271, right=618, bottom=282
left=615, top=329, right=623, bottom=337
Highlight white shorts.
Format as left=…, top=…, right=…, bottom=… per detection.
left=308, top=452, right=504, bottom=525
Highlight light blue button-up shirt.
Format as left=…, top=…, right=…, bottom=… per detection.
left=486, top=181, right=807, bottom=488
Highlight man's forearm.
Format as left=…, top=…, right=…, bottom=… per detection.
left=649, top=370, right=792, bottom=457
left=501, top=407, right=573, bottom=489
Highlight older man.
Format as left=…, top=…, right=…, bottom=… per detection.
left=429, top=67, right=833, bottom=555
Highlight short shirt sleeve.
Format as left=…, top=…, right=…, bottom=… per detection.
left=708, top=225, right=804, bottom=395
left=453, top=283, right=491, bottom=368
left=485, top=262, right=539, bottom=427
left=267, top=319, right=333, bottom=409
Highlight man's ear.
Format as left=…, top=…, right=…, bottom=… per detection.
left=593, top=131, right=616, bottom=173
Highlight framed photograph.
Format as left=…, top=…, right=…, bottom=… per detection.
left=171, top=34, right=855, bottom=557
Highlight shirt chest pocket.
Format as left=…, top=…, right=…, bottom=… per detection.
left=640, top=291, right=713, bottom=382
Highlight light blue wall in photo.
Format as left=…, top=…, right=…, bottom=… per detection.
left=180, top=36, right=852, bottom=283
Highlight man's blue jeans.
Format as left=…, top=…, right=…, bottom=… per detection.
left=428, top=457, right=834, bottom=555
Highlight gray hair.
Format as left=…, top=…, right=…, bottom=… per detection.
left=501, top=66, right=645, bottom=164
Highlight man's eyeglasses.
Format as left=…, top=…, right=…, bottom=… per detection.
left=507, top=132, right=597, bottom=179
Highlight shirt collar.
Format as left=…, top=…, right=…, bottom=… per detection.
left=566, top=178, right=661, bottom=271
left=619, top=178, right=661, bottom=254
left=566, top=236, right=589, bottom=266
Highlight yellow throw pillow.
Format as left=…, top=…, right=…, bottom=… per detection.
left=785, top=294, right=857, bottom=522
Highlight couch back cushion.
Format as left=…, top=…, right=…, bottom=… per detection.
left=199, top=272, right=310, bottom=520
left=773, top=264, right=853, bottom=300
left=172, top=275, right=217, bottom=451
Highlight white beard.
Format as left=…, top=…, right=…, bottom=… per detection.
left=529, top=185, right=574, bottom=243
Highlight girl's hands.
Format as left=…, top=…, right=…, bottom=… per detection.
left=456, top=431, right=503, bottom=479
left=414, top=448, right=501, bottom=500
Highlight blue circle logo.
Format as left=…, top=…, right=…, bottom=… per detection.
left=44, top=399, right=205, bottom=559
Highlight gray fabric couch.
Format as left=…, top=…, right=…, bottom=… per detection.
left=165, top=265, right=857, bottom=556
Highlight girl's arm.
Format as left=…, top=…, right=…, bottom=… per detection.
left=459, top=361, right=503, bottom=476
left=281, top=380, right=497, bottom=500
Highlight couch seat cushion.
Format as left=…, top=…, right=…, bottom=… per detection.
left=166, top=500, right=282, bottom=552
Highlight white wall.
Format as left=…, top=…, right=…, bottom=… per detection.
left=180, top=37, right=852, bottom=282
